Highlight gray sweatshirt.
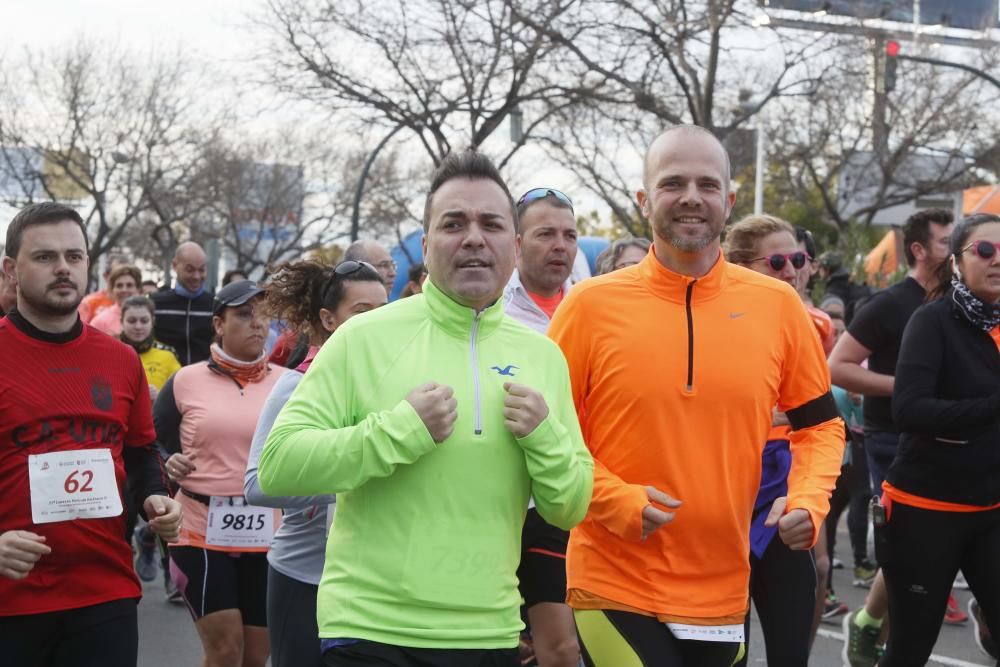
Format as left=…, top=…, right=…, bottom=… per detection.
left=244, top=370, right=335, bottom=585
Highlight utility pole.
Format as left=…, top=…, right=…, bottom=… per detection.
left=871, top=35, right=890, bottom=160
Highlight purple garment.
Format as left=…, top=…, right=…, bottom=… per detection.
left=749, top=439, right=792, bottom=559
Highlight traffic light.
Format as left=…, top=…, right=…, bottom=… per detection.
left=884, top=40, right=900, bottom=92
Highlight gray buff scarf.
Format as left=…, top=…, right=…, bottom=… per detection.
left=951, top=275, right=1000, bottom=333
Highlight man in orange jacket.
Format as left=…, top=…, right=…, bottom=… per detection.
left=548, top=125, right=845, bottom=667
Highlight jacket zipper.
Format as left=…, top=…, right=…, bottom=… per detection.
left=470, top=312, right=483, bottom=435
left=685, top=280, right=695, bottom=392
left=185, top=298, right=192, bottom=365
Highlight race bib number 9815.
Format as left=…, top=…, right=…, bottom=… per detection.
left=205, top=496, right=275, bottom=549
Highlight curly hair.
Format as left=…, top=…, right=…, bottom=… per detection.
left=723, top=214, right=796, bottom=266
left=263, top=259, right=383, bottom=343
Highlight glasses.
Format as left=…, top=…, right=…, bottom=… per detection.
left=372, top=259, right=397, bottom=272
left=963, top=240, right=1000, bottom=261
left=334, top=260, right=377, bottom=276
left=751, top=252, right=808, bottom=272
left=323, top=260, right=378, bottom=303
left=516, top=188, right=574, bottom=213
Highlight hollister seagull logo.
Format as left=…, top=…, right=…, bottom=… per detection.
left=91, top=378, right=113, bottom=411
left=491, top=365, right=519, bottom=377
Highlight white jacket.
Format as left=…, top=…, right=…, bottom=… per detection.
left=502, top=268, right=576, bottom=334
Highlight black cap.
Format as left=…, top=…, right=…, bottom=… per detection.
left=213, top=280, right=265, bottom=315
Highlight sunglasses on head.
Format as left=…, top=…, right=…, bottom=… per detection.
left=516, top=188, right=574, bottom=213
left=963, top=240, right=1000, bottom=261
left=752, top=252, right=807, bottom=271
left=334, top=260, right=377, bottom=276
left=322, top=260, right=378, bottom=303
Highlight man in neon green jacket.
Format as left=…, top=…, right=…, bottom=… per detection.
left=258, top=151, right=593, bottom=667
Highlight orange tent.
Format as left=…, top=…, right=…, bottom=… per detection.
left=864, top=228, right=900, bottom=289
left=963, top=185, right=1000, bottom=216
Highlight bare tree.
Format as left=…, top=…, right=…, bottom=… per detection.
left=767, top=39, right=1000, bottom=229
left=0, top=40, right=214, bottom=287
left=256, top=0, right=601, bottom=168
left=194, top=130, right=350, bottom=276
left=506, top=0, right=831, bottom=233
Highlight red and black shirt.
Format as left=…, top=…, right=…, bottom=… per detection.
left=0, top=312, right=161, bottom=616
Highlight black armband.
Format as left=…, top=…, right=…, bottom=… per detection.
left=786, top=391, right=840, bottom=431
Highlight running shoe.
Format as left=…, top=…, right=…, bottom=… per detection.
left=832, top=557, right=844, bottom=569
left=822, top=593, right=849, bottom=622
left=954, top=571, right=969, bottom=590
left=969, top=598, right=999, bottom=659
left=943, top=591, right=968, bottom=625
left=165, top=574, right=184, bottom=604
left=135, top=544, right=159, bottom=581
left=842, top=608, right=883, bottom=667
left=852, top=560, right=878, bottom=588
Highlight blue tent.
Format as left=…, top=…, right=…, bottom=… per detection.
left=390, top=230, right=610, bottom=301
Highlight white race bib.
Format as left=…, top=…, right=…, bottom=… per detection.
left=29, top=449, right=123, bottom=524
left=665, top=622, right=745, bottom=643
left=205, top=496, right=275, bottom=549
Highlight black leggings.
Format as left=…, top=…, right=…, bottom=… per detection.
left=576, top=608, right=740, bottom=667
left=881, top=501, right=1000, bottom=666
left=268, top=566, right=322, bottom=667
left=323, top=641, right=519, bottom=666
left=0, top=598, right=138, bottom=667
left=733, top=537, right=816, bottom=667
left=826, top=435, right=871, bottom=576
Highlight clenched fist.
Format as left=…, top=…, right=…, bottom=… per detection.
left=765, top=496, right=815, bottom=551
left=502, top=383, right=549, bottom=438
left=165, top=452, right=197, bottom=483
left=0, top=530, right=51, bottom=580
left=145, top=495, right=183, bottom=544
left=406, top=382, right=458, bottom=443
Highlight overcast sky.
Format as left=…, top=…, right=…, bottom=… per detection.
left=1, top=1, right=251, bottom=62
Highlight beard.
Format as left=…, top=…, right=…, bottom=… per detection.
left=20, top=284, right=83, bottom=317
left=656, top=217, right=719, bottom=253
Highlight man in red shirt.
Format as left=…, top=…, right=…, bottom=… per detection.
left=0, top=202, right=182, bottom=667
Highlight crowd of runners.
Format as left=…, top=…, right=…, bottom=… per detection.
left=0, top=125, right=998, bottom=667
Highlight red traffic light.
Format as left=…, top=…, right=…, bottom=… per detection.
left=886, top=40, right=901, bottom=57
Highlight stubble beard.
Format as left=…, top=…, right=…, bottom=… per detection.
left=658, top=218, right=717, bottom=253
left=22, top=288, right=83, bottom=318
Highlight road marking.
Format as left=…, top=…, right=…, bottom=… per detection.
left=816, top=628, right=990, bottom=667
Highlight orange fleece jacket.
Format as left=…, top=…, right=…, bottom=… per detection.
left=549, top=252, right=844, bottom=622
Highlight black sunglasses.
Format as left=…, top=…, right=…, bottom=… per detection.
left=516, top=188, right=574, bottom=213
left=334, top=260, right=376, bottom=276
left=322, top=260, right=378, bottom=303
left=752, top=252, right=808, bottom=272
left=963, top=240, right=1000, bottom=261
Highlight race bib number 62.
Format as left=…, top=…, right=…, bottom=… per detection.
left=29, top=449, right=123, bottom=524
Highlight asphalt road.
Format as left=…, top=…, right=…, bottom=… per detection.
left=136, top=521, right=992, bottom=667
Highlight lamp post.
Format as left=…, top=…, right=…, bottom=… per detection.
left=509, top=106, right=524, bottom=144
left=754, top=111, right=766, bottom=215
left=350, top=125, right=404, bottom=242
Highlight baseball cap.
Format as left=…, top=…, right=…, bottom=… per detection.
left=213, top=279, right=265, bottom=315
left=819, top=251, right=843, bottom=271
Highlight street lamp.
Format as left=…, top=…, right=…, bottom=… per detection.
left=737, top=90, right=768, bottom=215
left=350, top=125, right=404, bottom=242
left=509, top=106, right=524, bottom=144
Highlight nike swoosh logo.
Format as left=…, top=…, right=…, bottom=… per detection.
left=730, top=312, right=747, bottom=319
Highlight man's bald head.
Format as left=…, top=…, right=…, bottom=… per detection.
left=643, top=125, right=731, bottom=193
left=344, top=239, right=396, bottom=289
left=174, top=241, right=207, bottom=264
left=172, top=241, right=208, bottom=293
